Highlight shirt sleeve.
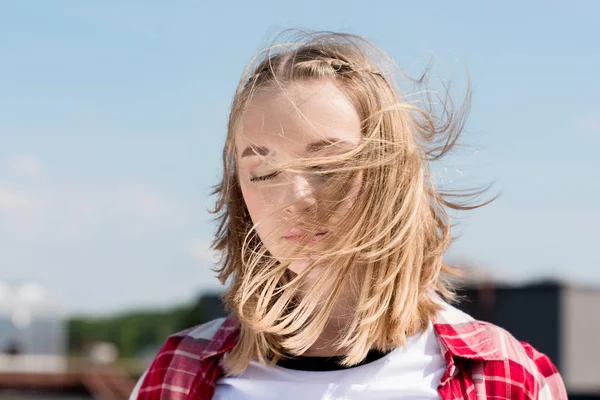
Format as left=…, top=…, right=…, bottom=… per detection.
left=520, top=342, right=568, bottom=400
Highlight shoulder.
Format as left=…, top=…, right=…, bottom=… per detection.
left=476, top=321, right=567, bottom=399
left=165, top=317, right=232, bottom=350
left=433, top=302, right=567, bottom=399
left=130, top=317, right=240, bottom=400
left=149, top=317, right=232, bottom=365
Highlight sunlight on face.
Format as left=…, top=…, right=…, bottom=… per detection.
left=236, top=79, right=362, bottom=274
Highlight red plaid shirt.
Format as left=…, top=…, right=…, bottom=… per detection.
left=132, top=302, right=567, bottom=400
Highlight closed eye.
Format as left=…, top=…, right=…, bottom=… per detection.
left=308, top=164, right=343, bottom=176
left=309, top=165, right=331, bottom=173
left=250, top=171, right=280, bottom=182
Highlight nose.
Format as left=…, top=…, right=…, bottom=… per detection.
left=283, top=174, right=317, bottom=215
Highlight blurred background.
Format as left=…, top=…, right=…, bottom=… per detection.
left=1, top=1, right=599, bottom=398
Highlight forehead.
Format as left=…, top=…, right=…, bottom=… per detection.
left=236, top=80, right=361, bottom=157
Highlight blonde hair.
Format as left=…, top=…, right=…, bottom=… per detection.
left=211, top=31, right=492, bottom=374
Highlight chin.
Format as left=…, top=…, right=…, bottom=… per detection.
left=287, top=259, right=311, bottom=275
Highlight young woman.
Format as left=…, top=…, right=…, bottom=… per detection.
left=131, top=32, right=567, bottom=400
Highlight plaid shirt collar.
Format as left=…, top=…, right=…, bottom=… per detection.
left=194, top=300, right=506, bottom=364
left=136, top=299, right=567, bottom=400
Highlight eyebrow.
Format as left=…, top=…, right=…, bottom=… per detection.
left=240, top=137, right=348, bottom=158
left=240, top=145, right=270, bottom=158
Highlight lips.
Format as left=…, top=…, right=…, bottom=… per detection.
left=282, top=228, right=305, bottom=239
left=283, top=229, right=327, bottom=242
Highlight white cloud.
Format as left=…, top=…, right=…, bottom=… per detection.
left=1, top=155, right=193, bottom=239
left=6, top=155, right=45, bottom=178
left=576, top=114, right=600, bottom=139
left=0, top=185, right=44, bottom=214
left=0, top=185, right=47, bottom=237
left=112, top=185, right=185, bottom=224
left=0, top=182, right=191, bottom=239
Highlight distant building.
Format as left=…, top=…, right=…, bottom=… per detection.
left=199, top=292, right=228, bottom=322
left=456, top=279, right=600, bottom=399
left=0, top=281, right=66, bottom=372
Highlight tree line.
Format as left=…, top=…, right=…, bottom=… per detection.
left=67, top=293, right=224, bottom=359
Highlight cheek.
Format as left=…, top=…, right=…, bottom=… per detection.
left=240, top=183, right=280, bottom=236
left=331, top=172, right=363, bottom=214
left=240, top=184, right=264, bottom=222
left=240, top=184, right=289, bottom=257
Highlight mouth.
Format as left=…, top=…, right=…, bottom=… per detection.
left=283, top=230, right=327, bottom=244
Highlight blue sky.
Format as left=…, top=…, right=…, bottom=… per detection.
left=1, top=1, right=599, bottom=315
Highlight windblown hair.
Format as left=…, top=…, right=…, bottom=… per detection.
left=211, top=31, right=492, bottom=374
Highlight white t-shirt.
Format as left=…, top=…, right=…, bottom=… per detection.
left=213, top=322, right=445, bottom=400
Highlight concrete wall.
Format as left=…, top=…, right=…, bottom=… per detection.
left=562, top=286, right=600, bottom=393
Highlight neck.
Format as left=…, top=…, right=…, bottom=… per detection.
left=298, top=273, right=358, bottom=357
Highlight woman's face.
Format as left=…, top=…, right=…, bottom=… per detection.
left=236, top=79, right=362, bottom=274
